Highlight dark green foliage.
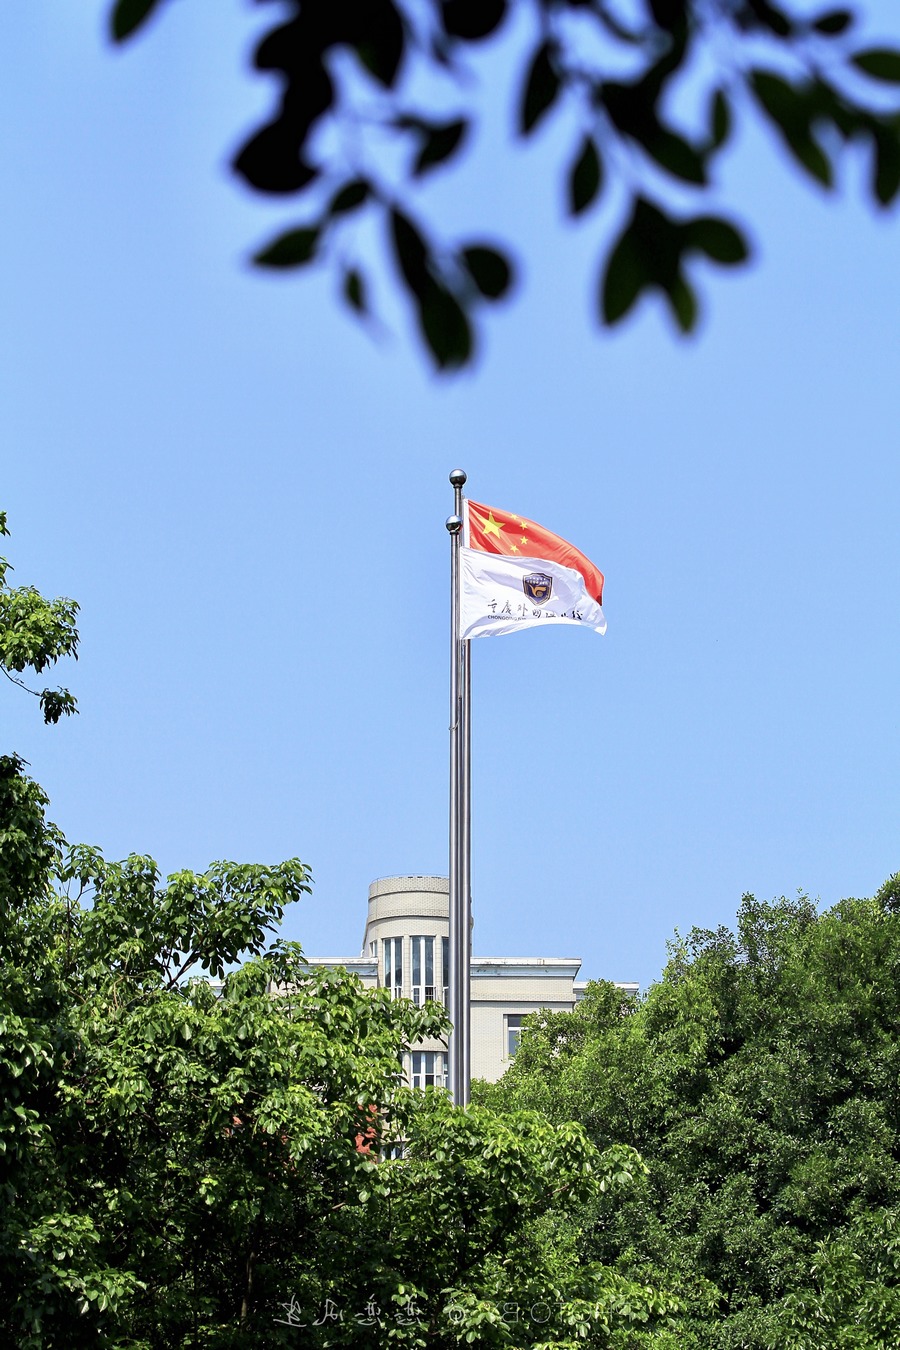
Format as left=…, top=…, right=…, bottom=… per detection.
left=460, top=246, right=512, bottom=300
left=110, top=0, right=163, bottom=42
left=328, top=178, right=370, bottom=216
left=406, top=118, right=469, bottom=177
left=385, top=209, right=519, bottom=370
left=254, top=226, right=320, bottom=269
left=602, top=198, right=748, bottom=332
left=0, top=513, right=79, bottom=724
left=520, top=41, right=562, bottom=134
left=813, top=9, right=854, bottom=36
left=0, top=753, right=674, bottom=1347
left=109, top=0, right=900, bottom=367
left=854, top=49, right=900, bottom=83
left=707, top=89, right=731, bottom=151
left=568, top=136, right=604, bottom=216
left=482, top=886, right=900, bottom=1347
left=342, top=266, right=367, bottom=315
left=441, top=0, right=507, bottom=43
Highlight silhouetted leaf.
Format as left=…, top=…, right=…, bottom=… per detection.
left=668, top=274, right=698, bottom=332
left=601, top=80, right=655, bottom=141
left=601, top=222, right=647, bottom=325
left=750, top=71, right=833, bottom=186
left=441, top=0, right=507, bottom=41
left=343, top=268, right=368, bottom=314
left=709, top=89, right=731, bottom=150
left=685, top=216, right=750, bottom=264
left=646, top=126, right=707, bottom=184
left=520, top=42, right=561, bottom=135
left=351, top=0, right=406, bottom=87
left=807, top=77, right=857, bottom=140
left=872, top=124, right=900, bottom=204
left=390, top=209, right=430, bottom=290
left=853, top=50, right=900, bottom=84
left=461, top=246, right=512, bottom=299
left=601, top=79, right=706, bottom=183
left=253, top=227, right=320, bottom=268
left=328, top=179, right=370, bottom=215
left=811, top=9, right=853, bottom=35
left=783, top=132, right=831, bottom=185
left=111, top=0, right=163, bottom=41
left=568, top=136, right=603, bottom=215
left=746, top=0, right=793, bottom=37
left=413, top=120, right=468, bottom=176
left=254, top=17, right=302, bottom=74
left=234, top=121, right=321, bottom=195
left=419, top=280, right=473, bottom=369
left=648, top=0, right=687, bottom=29
left=602, top=197, right=707, bottom=328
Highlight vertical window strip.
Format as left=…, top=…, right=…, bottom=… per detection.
left=442, top=936, right=449, bottom=1006
left=507, top=1014, right=525, bottom=1058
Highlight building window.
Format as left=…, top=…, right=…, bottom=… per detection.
left=411, top=936, right=435, bottom=1005
left=442, top=935, right=449, bottom=1007
left=383, top=937, right=402, bottom=997
left=506, top=1014, right=525, bottom=1058
left=411, top=1051, right=446, bottom=1089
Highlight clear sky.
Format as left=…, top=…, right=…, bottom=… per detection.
left=3, top=3, right=899, bottom=993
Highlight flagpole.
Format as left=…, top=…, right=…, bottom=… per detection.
left=460, top=624, right=472, bottom=1105
left=446, top=467, right=470, bottom=1107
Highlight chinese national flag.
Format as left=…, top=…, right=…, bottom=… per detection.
left=460, top=499, right=606, bottom=640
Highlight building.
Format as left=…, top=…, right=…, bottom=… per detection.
left=308, top=874, right=638, bottom=1085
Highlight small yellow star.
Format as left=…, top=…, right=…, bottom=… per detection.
left=482, top=511, right=505, bottom=540
left=520, top=535, right=527, bottom=544
left=511, top=544, right=519, bottom=553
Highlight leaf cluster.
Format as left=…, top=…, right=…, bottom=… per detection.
left=0, top=513, right=79, bottom=724
left=109, top=0, right=900, bottom=365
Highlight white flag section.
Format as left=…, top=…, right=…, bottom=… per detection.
left=459, top=547, right=607, bottom=640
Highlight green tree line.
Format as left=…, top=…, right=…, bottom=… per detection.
left=480, top=882, right=900, bottom=1347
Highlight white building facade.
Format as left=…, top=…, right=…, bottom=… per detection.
left=309, top=875, right=638, bottom=1085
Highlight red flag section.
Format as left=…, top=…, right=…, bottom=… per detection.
left=465, top=499, right=604, bottom=605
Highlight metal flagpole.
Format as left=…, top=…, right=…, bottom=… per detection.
left=446, top=467, right=471, bottom=1107
left=460, top=618, right=472, bottom=1105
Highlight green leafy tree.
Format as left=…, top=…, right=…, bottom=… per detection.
left=110, top=0, right=900, bottom=366
left=1, top=752, right=678, bottom=1347
left=482, top=883, right=900, bottom=1348
left=0, top=513, right=78, bottom=724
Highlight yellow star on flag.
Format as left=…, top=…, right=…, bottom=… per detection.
left=482, top=511, right=506, bottom=539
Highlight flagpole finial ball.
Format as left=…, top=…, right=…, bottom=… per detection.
left=446, top=515, right=462, bottom=535
left=449, top=469, right=467, bottom=488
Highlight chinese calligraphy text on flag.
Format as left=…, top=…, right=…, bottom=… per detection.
left=460, top=499, right=606, bottom=640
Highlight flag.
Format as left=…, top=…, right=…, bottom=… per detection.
left=460, top=499, right=606, bottom=639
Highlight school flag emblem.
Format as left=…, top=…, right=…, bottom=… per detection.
left=459, top=499, right=606, bottom=639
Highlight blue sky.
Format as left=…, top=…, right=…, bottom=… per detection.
left=3, top=2, right=899, bottom=992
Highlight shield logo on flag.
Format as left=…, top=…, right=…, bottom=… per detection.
left=523, top=572, right=553, bottom=603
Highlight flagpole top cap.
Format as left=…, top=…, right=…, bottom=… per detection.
left=446, top=515, right=462, bottom=535
left=449, top=469, right=467, bottom=488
